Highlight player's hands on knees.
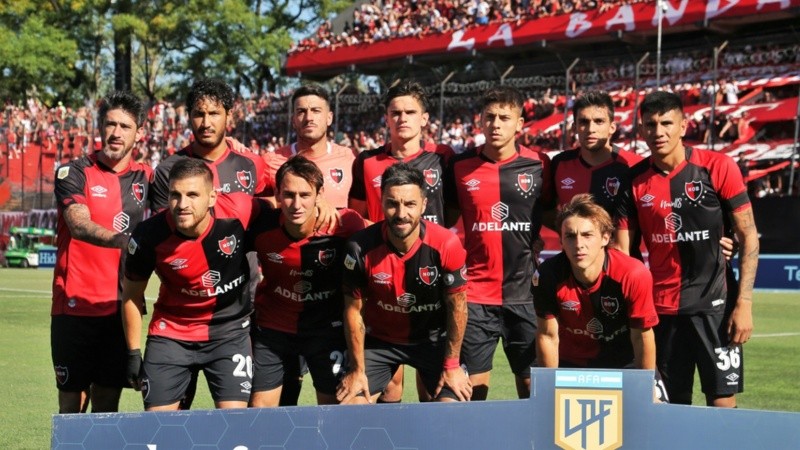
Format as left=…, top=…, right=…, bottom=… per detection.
left=719, top=236, right=739, bottom=261
left=336, top=370, right=371, bottom=404
left=314, top=196, right=341, bottom=233
left=727, top=298, right=753, bottom=345
left=126, top=349, right=143, bottom=390
left=436, top=367, right=472, bottom=401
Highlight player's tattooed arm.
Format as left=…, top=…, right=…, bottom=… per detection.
left=437, top=290, right=471, bottom=401
left=337, top=294, right=371, bottom=404
left=728, top=207, right=759, bottom=345
left=63, top=203, right=128, bottom=249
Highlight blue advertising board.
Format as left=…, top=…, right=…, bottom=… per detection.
left=38, top=248, right=57, bottom=269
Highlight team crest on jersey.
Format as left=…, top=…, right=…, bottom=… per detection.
left=423, top=169, right=440, bottom=188
left=54, top=366, right=69, bottom=385
left=131, top=182, right=145, bottom=203
left=517, top=173, right=534, bottom=193
left=601, top=296, right=620, bottom=316
left=604, top=177, right=620, bottom=197
left=397, top=293, right=416, bottom=307
left=419, top=266, right=439, bottom=285
left=218, top=235, right=237, bottom=256
left=318, top=248, right=336, bottom=266
left=236, top=170, right=253, bottom=190
left=684, top=181, right=703, bottom=201
left=329, top=168, right=344, bottom=184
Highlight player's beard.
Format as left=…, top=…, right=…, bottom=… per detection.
left=388, top=217, right=419, bottom=240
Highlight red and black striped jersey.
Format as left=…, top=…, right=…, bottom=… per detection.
left=349, top=144, right=452, bottom=224
left=444, top=145, right=553, bottom=306
left=342, top=220, right=467, bottom=345
left=533, top=248, right=659, bottom=368
left=248, top=205, right=367, bottom=336
left=52, top=153, right=152, bottom=317
left=125, top=210, right=253, bottom=342
left=617, top=147, right=750, bottom=315
left=149, top=141, right=268, bottom=217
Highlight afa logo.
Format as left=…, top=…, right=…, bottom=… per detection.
left=555, top=370, right=623, bottom=450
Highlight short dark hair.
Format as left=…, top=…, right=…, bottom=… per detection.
left=481, top=86, right=524, bottom=115
left=168, top=157, right=213, bottom=186
left=291, top=84, right=331, bottom=107
left=639, top=91, right=684, bottom=118
left=556, top=193, right=614, bottom=238
left=384, top=80, right=429, bottom=112
left=186, top=78, right=235, bottom=112
left=381, top=163, right=426, bottom=198
left=573, top=91, right=615, bottom=121
left=275, top=155, right=324, bottom=193
left=98, top=91, right=146, bottom=127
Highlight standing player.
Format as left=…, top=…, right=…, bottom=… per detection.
left=121, top=159, right=254, bottom=411
left=51, top=91, right=150, bottom=413
left=248, top=156, right=366, bottom=406
left=262, top=85, right=355, bottom=209
left=349, top=79, right=451, bottom=225
left=616, top=91, right=759, bottom=407
left=444, top=86, right=552, bottom=400
left=534, top=194, right=658, bottom=371
left=337, top=163, right=471, bottom=404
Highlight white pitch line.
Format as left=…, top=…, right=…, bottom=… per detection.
left=752, top=332, right=800, bottom=338
left=0, top=287, right=51, bottom=294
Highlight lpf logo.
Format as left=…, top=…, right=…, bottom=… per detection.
left=555, top=370, right=623, bottom=450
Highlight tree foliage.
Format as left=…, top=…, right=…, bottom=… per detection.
left=0, top=0, right=352, bottom=104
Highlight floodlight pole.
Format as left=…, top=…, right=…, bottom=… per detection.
left=334, top=83, right=349, bottom=138
left=656, top=0, right=666, bottom=89
left=439, top=71, right=456, bottom=142
left=710, top=40, right=729, bottom=151
left=561, top=58, right=580, bottom=151
left=632, top=52, right=650, bottom=152
left=789, top=83, right=800, bottom=195
left=500, top=65, right=515, bottom=85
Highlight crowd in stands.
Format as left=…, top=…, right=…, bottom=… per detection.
left=290, top=0, right=647, bottom=53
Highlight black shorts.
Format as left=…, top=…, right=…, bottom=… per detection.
left=51, top=313, right=128, bottom=391
left=252, top=326, right=345, bottom=396
left=655, top=312, right=744, bottom=401
left=363, top=336, right=459, bottom=401
left=141, top=331, right=252, bottom=408
left=461, top=303, right=537, bottom=377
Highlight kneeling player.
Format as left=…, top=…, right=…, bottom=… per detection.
left=534, top=194, right=665, bottom=398
left=122, top=158, right=255, bottom=410
left=337, top=163, right=471, bottom=404
left=248, top=156, right=367, bottom=406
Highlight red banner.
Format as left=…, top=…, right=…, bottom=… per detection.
left=285, top=0, right=800, bottom=75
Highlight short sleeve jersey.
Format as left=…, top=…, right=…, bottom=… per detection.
left=349, top=144, right=452, bottom=224
left=342, top=221, right=467, bottom=345
left=262, top=142, right=355, bottom=209
left=617, top=147, right=751, bottom=315
left=52, top=154, right=152, bottom=317
left=444, top=145, right=553, bottom=305
left=534, top=249, right=658, bottom=368
left=248, top=206, right=367, bottom=335
left=125, top=210, right=253, bottom=341
left=149, top=141, right=268, bottom=216
left=550, top=147, right=642, bottom=211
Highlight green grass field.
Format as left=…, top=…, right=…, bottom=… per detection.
left=1, top=268, right=799, bottom=449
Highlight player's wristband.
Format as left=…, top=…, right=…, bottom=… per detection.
left=443, top=357, right=460, bottom=370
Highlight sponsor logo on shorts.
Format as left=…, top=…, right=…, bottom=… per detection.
left=54, top=366, right=69, bottom=385
left=240, top=381, right=252, bottom=394
left=68, top=298, right=76, bottom=308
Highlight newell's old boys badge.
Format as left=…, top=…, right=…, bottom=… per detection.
left=604, top=177, right=620, bottom=197
left=601, top=296, right=620, bottom=316
left=685, top=181, right=703, bottom=201
left=318, top=248, right=336, bottom=266
left=132, top=182, right=145, bottom=203
left=424, top=169, right=440, bottom=188
left=236, top=170, right=253, bottom=190
left=54, top=366, right=69, bottom=385
left=218, top=235, right=237, bottom=256
left=330, top=168, right=344, bottom=184
left=555, top=370, right=623, bottom=450
left=419, top=266, right=439, bottom=285
left=518, top=173, right=534, bottom=193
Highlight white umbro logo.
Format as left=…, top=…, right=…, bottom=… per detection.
left=169, top=259, right=188, bottom=270
left=561, top=178, right=575, bottom=186
left=640, top=193, right=655, bottom=207
left=90, top=185, right=108, bottom=197
left=266, top=253, right=283, bottom=263
left=373, top=272, right=392, bottom=284
left=372, top=176, right=382, bottom=187
left=465, top=179, right=480, bottom=191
